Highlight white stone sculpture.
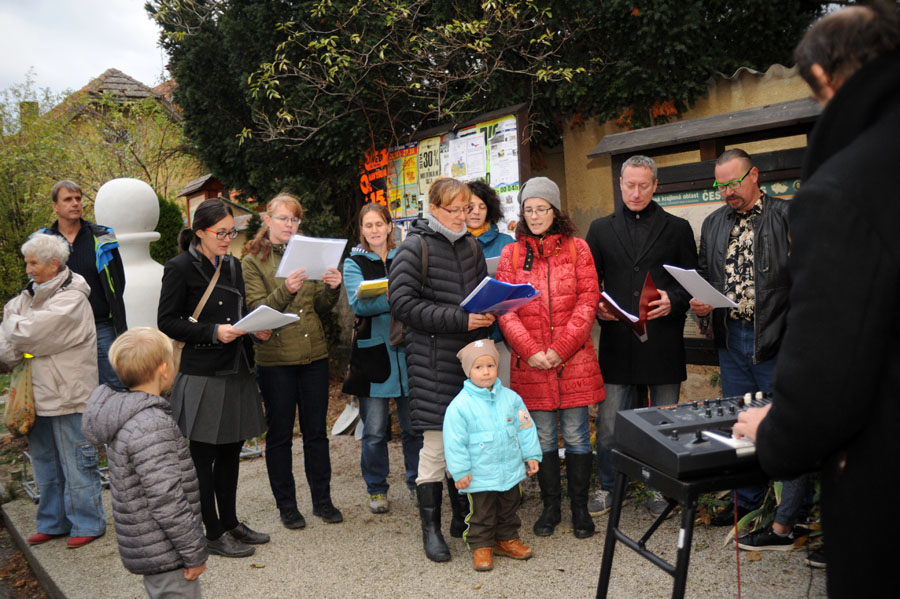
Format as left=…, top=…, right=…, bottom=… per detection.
left=94, top=178, right=164, bottom=329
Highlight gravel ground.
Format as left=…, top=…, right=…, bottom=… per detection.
left=2, top=434, right=827, bottom=599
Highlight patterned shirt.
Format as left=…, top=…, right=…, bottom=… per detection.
left=724, top=196, right=764, bottom=321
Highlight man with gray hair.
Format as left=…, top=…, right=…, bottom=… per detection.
left=733, top=2, right=900, bottom=593
left=584, top=155, right=697, bottom=516
left=42, top=180, right=126, bottom=386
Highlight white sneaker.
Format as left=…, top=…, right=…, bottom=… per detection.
left=588, top=489, right=613, bottom=516
left=368, top=493, right=389, bottom=514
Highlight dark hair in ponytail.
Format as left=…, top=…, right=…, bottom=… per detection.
left=178, top=198, right=234, bottom=252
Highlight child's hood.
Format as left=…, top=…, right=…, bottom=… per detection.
left=82, top=384, right=170, bottom=445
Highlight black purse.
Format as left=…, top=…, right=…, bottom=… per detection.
left=342, top=315, right=391, bottom=396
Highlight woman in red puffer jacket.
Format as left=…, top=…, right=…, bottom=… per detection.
left=496, top=176, right=604, bottom=541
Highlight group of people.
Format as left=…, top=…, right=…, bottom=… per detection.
left=0, top=3, right=895, bottom=596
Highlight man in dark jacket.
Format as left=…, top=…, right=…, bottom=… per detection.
left=734, top=3, right=900, bottom=595
left=585, top=155, right=697, bottom=516
left=43, top=180, right=127, bottom=386
left=690, top=149, right=795, bottom=526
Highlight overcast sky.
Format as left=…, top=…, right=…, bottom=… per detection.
left=0, top=0, right=167, bottom=97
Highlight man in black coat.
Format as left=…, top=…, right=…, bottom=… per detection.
left=585, top=155, right=697, bottom=516
left=734, top=3, right=900, bottom=595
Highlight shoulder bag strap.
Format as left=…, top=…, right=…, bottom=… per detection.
left=189, top=258, right=222, bottom=323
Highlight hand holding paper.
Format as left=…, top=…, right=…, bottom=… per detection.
left=233, top=305, right=300, bottom=333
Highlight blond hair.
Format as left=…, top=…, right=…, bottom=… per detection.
left=244, top=192, right=304, bottom=260
left=428, top=177, right=471, bottom=208
left=109, top=328, right=173, bottom=388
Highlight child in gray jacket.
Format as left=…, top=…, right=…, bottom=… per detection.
left=83, top=328, right=207, bottom=598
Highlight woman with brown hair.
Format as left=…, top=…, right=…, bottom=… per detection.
left=495, top=176, right=604, bottom=540
left=343, top=202, right=422, bottom=514
left=158, top=198, right=270, bottom=558
left=242, top=193, right=344, bottom=531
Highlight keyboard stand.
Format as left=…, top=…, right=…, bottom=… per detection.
left=595, top=450, right=769, bottom=599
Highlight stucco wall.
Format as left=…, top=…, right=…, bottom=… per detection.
left=557, top=64, right=812, bottom=234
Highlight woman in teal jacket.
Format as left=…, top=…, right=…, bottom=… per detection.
left=466, top=180, right=515, bottom=259
left=343, top=203, right=422, bottom=514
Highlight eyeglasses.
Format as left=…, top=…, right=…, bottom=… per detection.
left=270, top=215, right=301, bottom=225
left=523, top=206, right=552, bottom=217
left=438, top=205, right=467, bottom=216
left=713, top=167, right=753, bottom=191
left=204, top=228, right=239, bottom=240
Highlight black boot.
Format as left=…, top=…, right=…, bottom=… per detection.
left=446, top=477, right=470, bottom=538
left=566, top=452, right=596, bottom=539
left=417, top=482, right=451, bottom=562
left=533, top=451, right=562, bottom=537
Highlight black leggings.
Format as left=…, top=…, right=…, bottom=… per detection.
left=189, top=440, right=243, bottom=540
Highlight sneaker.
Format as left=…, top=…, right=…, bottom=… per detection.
left=711, top=501, right=751, bottom=527
left=228, top=522, right=270, bottom=545
left=806, top=546, right=826, bottom=569
left=646, top=491, right=672, bottom=518
left=588, top=489, right=613, bottom=516
left=280, top=507, right=306, bottom=530
left=313, top=501, right=344, bottom=524
left=207, top=532, right=255, bottom=558
left=736, top=526, right=796, bottom=551
left=368, top=493, right=390, bottom=514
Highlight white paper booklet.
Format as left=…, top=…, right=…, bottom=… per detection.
left=663, top=265, right=738, bottom=309
left=233, top=305, right=299, bottom=333
left=275, top=235, right=349, bottom=279
left=485, top=256, right=500, bottom=276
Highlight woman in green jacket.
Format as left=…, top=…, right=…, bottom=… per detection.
left=242, top=193, right=343, bottom=530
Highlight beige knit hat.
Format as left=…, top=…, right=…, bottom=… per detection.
left=456, top=339, right=500, bottom=378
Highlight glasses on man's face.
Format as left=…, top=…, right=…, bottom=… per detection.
left=271, top=215, right=301, bottom=225
left=713, top=167, right=753, bottom=191
left=204, top=228, right=239, bottom=240
left=439, top=205, right=467, bottom=216
left=523, top=206, right=552, bottom=217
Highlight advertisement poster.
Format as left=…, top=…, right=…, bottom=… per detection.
left=359, top=111, right=523, bottom=240
left=417, top=136, right=442, bottom=196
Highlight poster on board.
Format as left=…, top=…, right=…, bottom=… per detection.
left=358, top=108, right=525, bottom=240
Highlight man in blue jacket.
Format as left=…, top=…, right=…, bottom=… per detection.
left=43, top=180, right=127, bottom=385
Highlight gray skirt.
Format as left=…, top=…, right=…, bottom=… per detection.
left=170, top=369, right=266, bottom=444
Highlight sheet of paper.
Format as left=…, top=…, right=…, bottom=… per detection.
left=276, top=235, right=348, bottom=279
left=232, top=305, right=299, bottom=333
left=485, top=256, right=500, bottom=276
left=600, top=291, right=639, bottom=323
left=663, top=265, right=738, bottom=308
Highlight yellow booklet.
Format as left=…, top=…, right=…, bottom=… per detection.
left=355, top=278, right=388, bottom=298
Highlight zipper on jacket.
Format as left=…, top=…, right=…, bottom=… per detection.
left=541, top=237, right=564, bottom=410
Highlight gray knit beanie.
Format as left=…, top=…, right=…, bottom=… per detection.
left=518, top=176, right=560, bottom=211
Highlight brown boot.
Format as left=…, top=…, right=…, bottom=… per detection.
left=473, top=547, right=493, bottom=571
left=493, top=538, right=533, bottom=560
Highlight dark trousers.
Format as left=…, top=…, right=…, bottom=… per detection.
left=189, top=440, right=242, bottom=540
left=465, top=485, right=523, bottom=549
left=258, top=359, right=332, bottom=508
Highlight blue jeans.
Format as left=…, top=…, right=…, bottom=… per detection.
left=596, top=383, right=681, bottom=492
left=358, top=396, right=423, bottom=494
left=258, top=360, right=332, bottom=508
left=531, top=407, right=591, bottom=455
left=776, top=474, right=811, bottom=528
left=28, top=414, right=106, bottom=537
left=719, top=318, right=777, bottom=510
left=95, top=320, right=122, bottom=387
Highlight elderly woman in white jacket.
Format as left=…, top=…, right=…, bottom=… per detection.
left=0, top=233, right=106, bottom=548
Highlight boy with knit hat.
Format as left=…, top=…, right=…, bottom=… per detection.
left=443, top=339, right=542, bottom=571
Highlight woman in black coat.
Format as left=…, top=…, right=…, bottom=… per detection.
left=388, top=177, right=494, bottom=562
left=158, top=199, right=269, bottom=559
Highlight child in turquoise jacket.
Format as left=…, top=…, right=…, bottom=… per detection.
left=443, top=339, right=541, bottom=571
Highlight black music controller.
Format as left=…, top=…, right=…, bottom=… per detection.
left=614, top=392, right=772, bottom=479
